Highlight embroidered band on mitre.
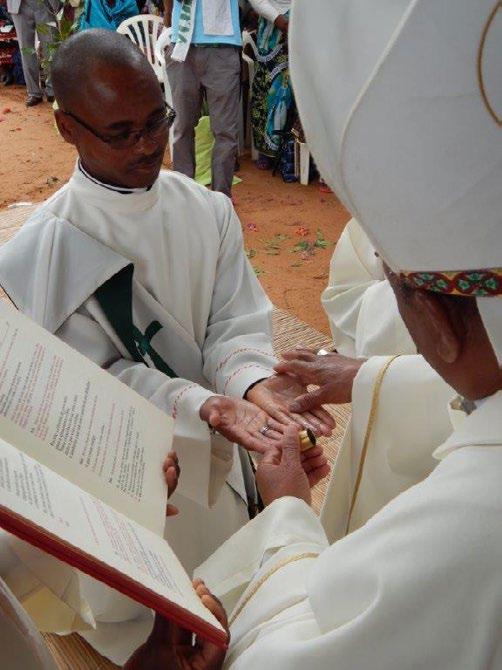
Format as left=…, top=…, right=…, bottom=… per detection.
left=290, top=0, right=502, bottom=362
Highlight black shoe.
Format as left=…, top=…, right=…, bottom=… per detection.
left=46, top=95, right=55, bottom=103
left=26, top=95, right=43, bottom=107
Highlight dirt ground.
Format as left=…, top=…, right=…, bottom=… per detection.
left=0, top=85, right=350, bottom=335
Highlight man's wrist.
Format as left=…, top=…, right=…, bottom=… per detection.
left=199, top=395, right=219, bottom=422
left=243, top=377, right=269, bottom=400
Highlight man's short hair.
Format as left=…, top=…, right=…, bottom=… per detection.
left=51, top=29, right=152, bottom=111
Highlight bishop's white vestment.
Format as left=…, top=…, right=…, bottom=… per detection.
left=321, top=218, right=416, bottom=357
left=320, top=354, right=455, bottom=542
left=319, top=223, right=450, bottom=541
left=198, top=390, right=502, bottom=670
left=0, top=164, right=277, bottom=662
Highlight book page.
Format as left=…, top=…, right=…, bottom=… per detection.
left=0, top=442, right=225, bottom=644
left=0, top=303, right=172, bottom=534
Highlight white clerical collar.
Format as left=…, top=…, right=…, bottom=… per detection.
left=69, top=160, right=160, bottom=213
left=434, top=391, right=502, bottom=460
left=78, top=160, right=152, bottom=194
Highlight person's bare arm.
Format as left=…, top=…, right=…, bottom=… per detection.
left=163, top=0, right=173, bottom=27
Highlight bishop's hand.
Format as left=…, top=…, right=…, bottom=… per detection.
left=199, top=395, right=284, bottom=455
left=274, top=349, right=366, bottom=411
left=256, top=425, right=330, bottom=506
left=245, top=374, right=335, bottom=437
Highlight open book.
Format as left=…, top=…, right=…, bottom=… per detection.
left=0, top=302, right=228, bottom=648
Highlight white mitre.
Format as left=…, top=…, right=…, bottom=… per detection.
left=290, top=0, right=502, bottom=362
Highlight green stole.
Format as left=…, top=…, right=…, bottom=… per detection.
left=95, top=265, right=178, bottom=379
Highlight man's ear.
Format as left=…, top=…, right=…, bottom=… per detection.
left=54, top=110, right=77, bottom=146
left=413, top=290, right=461, bottom=364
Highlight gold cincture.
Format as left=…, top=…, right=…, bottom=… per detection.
left=229, top=552, right=319, bottom=625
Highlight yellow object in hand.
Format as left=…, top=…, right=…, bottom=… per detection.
left=299, top=429, right=316, bottom=452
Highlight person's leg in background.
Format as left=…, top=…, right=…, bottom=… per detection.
left=166, top=46, right=203, bottom=177
left=34, top=0, right=60, bottom=100
left=203, top=46, right=240, bottom=197
left=10, top=0, right=42, bottom=105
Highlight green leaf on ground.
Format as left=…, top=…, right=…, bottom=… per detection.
left=292, top=240, right=310, bottom=252
left=314, top=229, right=328, bottom=248
left=261, top=234, right=289, bottom=253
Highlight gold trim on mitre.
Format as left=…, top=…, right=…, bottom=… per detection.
left=478, top=1, right=502, bottom=126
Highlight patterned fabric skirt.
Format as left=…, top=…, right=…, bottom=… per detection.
left=250, top=15, right=294, bottom=158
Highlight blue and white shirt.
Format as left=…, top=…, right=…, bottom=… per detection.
left=171, top=0, right=242, bottom=46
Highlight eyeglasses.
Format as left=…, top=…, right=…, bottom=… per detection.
left=63, top=102, right=176, bottom=150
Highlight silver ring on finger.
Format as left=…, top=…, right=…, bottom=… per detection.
left=259, top=424, right=271, bottom=436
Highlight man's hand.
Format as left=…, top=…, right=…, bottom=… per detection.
left=274, top=349, right=366, bottom=411
left=246, top=375, right=335, bottom=436
left=200, top=395, right=284, bottom=454
left=163, top=451, right=180, bottom=517
left=256, top=426, right=330, bottom=507
left=274, top=13, right=289, bottom=34
left=124, top=579, right=227, bottom=670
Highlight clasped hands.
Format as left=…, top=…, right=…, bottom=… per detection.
left=166, top=350, right=366, bottom=509
left=199, top=372, right=335, bottom=451
left=197, top=371, right=335, bottom=487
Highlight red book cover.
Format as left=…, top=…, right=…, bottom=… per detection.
left=0, top=505, right=229, bottom=649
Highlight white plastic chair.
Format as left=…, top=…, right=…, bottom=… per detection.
left=154, top=25, right=173, bottom=107
left=117, top=15, right=164, bottom=84
left=154, top=26, right=174, bottom=156
left=242, top=29, right=258, bottom=59
left=241, top=53, right=256, bottom=158
left=294, top=139, right=311, bottom=186
left=118, top=17, right=174, bottom=157
left=241, top=31, right=258, bottom=159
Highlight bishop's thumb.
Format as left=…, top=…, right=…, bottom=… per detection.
left=281, top=425, right=302, bottom=464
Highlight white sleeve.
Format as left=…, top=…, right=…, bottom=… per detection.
left=321, top=354, right=455, bottom=542
left=231, top=449, right=502, bottom=670
left=248, top=0, right=281, bottom=23
left=321, top=218, right=415, bottom=356
left=55, top=306, right=214, bottom=417
left=196, top=496, right=328, bottom=612
left=55, top=308, right=232, bottom=507
left=203, top=193, right=277, bottom=399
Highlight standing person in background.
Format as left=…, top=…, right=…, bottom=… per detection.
left=6, top=0, right=59, bottom=106
left=78, top=0, right=138, bottom=32
left=247, top=0, right=291, bottom=170
left=163, top=0, right=242, bottom=198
